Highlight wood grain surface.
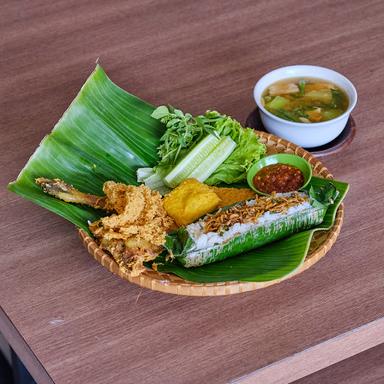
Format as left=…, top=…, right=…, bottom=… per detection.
left=294, top=343, right=384, bottom=384
left=1, top=1, right=384, bottom=383
left=233, top=318, right=384, bottom=384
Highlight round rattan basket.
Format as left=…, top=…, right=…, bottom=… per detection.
left=79, top=131, right=343, bottom=296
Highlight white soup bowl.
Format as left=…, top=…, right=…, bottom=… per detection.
left=253, top=65, right=357, bottom=148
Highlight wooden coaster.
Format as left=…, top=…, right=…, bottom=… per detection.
left=245, top=108, right=356, bottom=158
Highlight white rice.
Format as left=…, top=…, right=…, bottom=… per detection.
left=186, top=193, right=311, bottom=252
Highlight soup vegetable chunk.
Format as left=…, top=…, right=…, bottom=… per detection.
left=262, top=78, right=349, bottom=123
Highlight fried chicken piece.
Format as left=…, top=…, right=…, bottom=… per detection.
left=89, top=182, right=175, bottom=276
left=36, top=178, right=175, bottom=276
left=36, top=178, right=110, bottom=210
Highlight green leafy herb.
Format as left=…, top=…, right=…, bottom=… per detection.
left=271, top=109, right=298, bottom=122
left=330, top=89, right=344, bottom=109
left=292, top=106, right=310, bottom=119
left=165, top=227, right=195, bottom=256
left=152, top=106, right=221, bottom=167
left=298, top=80, right=306, bottom=95
left=206, top=120, right=265, bottom=184
left=152, top=107, right=266, bottom=185
left=309, top=182, right=339, bottom=207
left=163, top=133, right=227, bottom=188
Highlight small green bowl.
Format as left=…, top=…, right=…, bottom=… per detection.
left=247, top=154, right=312, bottom=195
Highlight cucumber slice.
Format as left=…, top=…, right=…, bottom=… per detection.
left=164, top=134, right=220, bottom=188
left=136, top=167, right=154, bottom=182
left=143, top=171, right=170, bottom=195
left=188, top=136, right=236, bottom=182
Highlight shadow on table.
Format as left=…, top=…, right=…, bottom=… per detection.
left=0, top=348, right=36, bottom=384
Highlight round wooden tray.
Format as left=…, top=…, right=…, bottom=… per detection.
left=79, top=131, right=344, bottom=296
left=245, top=108, right=356, bottom=158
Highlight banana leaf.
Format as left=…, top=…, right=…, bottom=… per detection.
left=8, top=64, right=164, bottom=233
left=8, top=64, right=348, bottom=283
left=155, top=177, right=348, bottom=282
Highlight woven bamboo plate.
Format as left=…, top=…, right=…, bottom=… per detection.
left=79, top=131, right=343, bottom=296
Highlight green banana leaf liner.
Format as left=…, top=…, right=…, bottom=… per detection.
left=8, top=65, right=349, bottom=284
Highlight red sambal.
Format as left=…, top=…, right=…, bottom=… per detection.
left=253, top=163, right=304, bottom=194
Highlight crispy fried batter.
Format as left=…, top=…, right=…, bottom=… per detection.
left=89, top=183, right=175, bottom=276
left=210, top=186, right=256, bottom=208
left=36, top=178, right=175, bottom=276
left=204, top=192, right=307, bottom=233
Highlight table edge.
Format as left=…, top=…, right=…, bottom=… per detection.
left=231, top=316, right=384, bottom=384
left=0, top=306, right=55, bottom=384
left=2, top=302, right=382, bottom=384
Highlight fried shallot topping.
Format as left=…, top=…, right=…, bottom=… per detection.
left=204, top=192, right=308, bottom=234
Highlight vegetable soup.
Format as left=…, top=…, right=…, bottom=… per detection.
left=261, top=78, right=349, bottom=123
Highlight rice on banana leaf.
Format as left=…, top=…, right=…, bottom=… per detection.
left=165, top=184, right=338, bottom=267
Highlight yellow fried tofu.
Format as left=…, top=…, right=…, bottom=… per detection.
left=210, top=186, right=256, bottom=208
left=163, top=179, right=221, bottom=226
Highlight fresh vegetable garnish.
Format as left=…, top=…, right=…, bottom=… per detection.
left=138, top=167, right=170, bottom=196
left=152, top=105, right=221, bottom=167
left=188, top=136, right=236, bottom=182
left=309, top=182, right=339, bottom=207
left=138, top=107, right=265, bottom=191
left=163, top=133, right=229, bottom=188
left=206, top=115, right=266, bottom=185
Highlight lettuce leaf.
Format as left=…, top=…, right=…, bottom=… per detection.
left=205, top=116, right=265, bottom=185
left=150, top=108, right=266, bottom=186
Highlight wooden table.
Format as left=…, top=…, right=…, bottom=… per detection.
left=1, top=1, right=384, bottom=383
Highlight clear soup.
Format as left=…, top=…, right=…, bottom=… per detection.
left=261, top=77, right=349, bottom=123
